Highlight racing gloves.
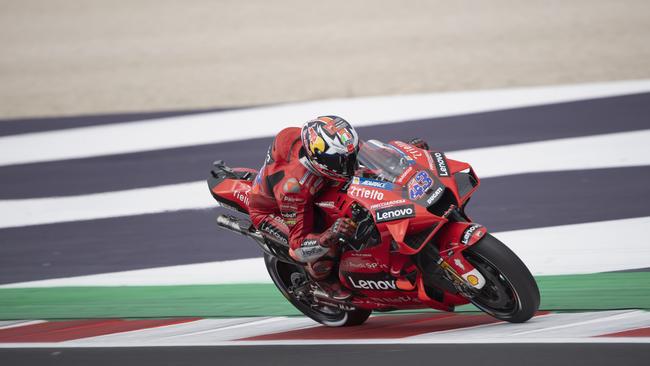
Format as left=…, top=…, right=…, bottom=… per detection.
left=408, top=138, right=430, bottom=151
left=319, top=217, right=357, bottom=247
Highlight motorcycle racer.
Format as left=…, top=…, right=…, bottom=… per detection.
left=249, top=116, right=360, bottom=300
left=249, top=115, right=430, bottom=301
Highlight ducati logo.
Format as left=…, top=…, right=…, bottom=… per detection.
left=426, top=186, right=444, bottom=205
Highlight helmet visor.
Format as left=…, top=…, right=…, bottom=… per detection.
left=316, top=151, right=358, bottom=178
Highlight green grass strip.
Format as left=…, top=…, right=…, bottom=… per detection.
left=0, top=272, right=648, bottom=320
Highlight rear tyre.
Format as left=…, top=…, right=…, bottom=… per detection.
left=463, top=233, right=540, bottom=323
left=264, top=254, right=371, bottom=327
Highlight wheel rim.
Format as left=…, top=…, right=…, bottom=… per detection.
left=272, top=259, right=348, bottom=324
left=464, top=252, right=521, bottom=318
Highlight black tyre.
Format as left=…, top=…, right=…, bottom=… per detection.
left=264, top=254, right=371, bottom=327
left=463, top=233, right=540, bottom=323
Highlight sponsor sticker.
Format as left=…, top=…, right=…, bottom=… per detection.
left=461, top=224, right=482, bottom=245
left=233, top=190, right=250, bottom=206
left=282, top=196, right=305, bottom=203
left=393, top=141, right=423, bottom=158
left=366, top=296, right=422, bottom=304
left=432, top=152, right=450, bottom=177
left=259, top=222, right=288, bottom=245
left=299, top=171, right=311, bottom=185
left=283, top=178, right=301, bottom=193
left=466, top=274, right=479, bottom=286
left=426, top=186, right=444, bottom=205
left=462, top=269, right=486, bottom=289
left=375, top=204, right=416, bottom=223
left=369, top=199, right=407, bottom=210
left=453, top=258, right=466, bottom=271
left=347, top=276, right=397, bottom=291
left=352, top=177, right=394, bottom=190
left=281, top=211, right=297, bottom=219
left=349, top=186, right=385, bottom=200
left=315, top=201, right=336, bottom=209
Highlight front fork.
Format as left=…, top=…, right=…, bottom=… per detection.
left=436, top=222, right=488, bottom=292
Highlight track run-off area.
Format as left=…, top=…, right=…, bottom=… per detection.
left=1, top=80, right=649, bottom=353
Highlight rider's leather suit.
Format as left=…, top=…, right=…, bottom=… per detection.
left=249, top=127, right=338, bottom=279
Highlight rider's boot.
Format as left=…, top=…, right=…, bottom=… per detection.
left=313, top=278, right=352, bottom=301
left=307, top=256, right=351, bottom=301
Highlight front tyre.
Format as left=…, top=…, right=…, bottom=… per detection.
left=463, top=233, right=540, bottom=323
left=264, top=254, right=371, bottom=327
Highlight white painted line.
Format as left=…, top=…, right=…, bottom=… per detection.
left=0, top=320, right=45, bottom=330
left=1, top=79, right=649, bottom=166
left=1, top=216, right=648, bottom=288
left=449, top=129, right=650, bottom=178
left=497, top=216, right=650, bottom=276
left=406, top=312, right=557, bottom=339
left=1, top=129, right=648, bottom=229
left=151, top=317, right=318, bottom=343
left=511, top=310, right=645, bottom=336
left=0, top=181, right=211, bottom=229
left=159, top=317, right=285, bottom=339
left=0, top=258, right=268, bottom=288
left=60, top=318, right=259, bottom=345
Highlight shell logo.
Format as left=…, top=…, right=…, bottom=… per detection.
left=466, top=274, right=479, bottom=286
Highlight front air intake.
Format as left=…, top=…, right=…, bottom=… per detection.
left=426, top=188, right=458, bottom=217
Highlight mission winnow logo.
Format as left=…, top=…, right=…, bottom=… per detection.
left=375, top=204, right=416, bottom=223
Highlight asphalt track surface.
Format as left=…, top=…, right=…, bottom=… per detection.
left=1, top=344, right=648, bottom=366
left=2, top=166, right=649, bottom=284
left=1, top=93, right=650, bottom=283
left=0, top=107, right=242, bottom=137
left=2, top=93, right=648, bottom=198
left=1, top=93, right=649, bottom=365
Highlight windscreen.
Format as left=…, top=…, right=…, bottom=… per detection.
left=356, top=139, right=414, bottom=183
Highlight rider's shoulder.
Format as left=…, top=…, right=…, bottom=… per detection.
left=270, top=127, right=302, bottom=163
left=277, top=127, right=301, bottom=140
left=280, top=164, right=326, bottom=198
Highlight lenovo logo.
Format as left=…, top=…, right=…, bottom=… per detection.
left=375, top=204, right=415, bottom=223
left=432, top=152, right=449, bottom=177
left=461, top=224, right=481, bottom=245
left=348, top=277, right=397, bottom=290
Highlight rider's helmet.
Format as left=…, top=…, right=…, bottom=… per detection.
left=300, top=115, right=360, bottom=181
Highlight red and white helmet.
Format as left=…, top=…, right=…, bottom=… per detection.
left=300, top=116, right=360, bottom=181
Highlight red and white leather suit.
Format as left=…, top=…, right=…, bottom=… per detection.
left=249, top=127, right=339, bottom=279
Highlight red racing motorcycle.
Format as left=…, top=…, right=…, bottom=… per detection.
left=208, top=139, right=540, bottom=327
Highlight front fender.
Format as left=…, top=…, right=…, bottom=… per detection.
left=437, top=222, right=487, bottom=249
left=434, top=222, right=488, bottom=289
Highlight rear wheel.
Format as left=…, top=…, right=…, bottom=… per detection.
left=264, top=254, right=371, bottom=327
left=463, top=233, right=540, bottom=323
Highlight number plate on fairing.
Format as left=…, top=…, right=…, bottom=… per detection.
left=407, top=171, right=434, bottom=200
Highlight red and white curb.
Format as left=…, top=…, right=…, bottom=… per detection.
left=1, top=310, right=649, bottom=347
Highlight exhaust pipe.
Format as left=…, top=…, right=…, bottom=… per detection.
left=216, top=215, right=264, bottom=241
left=216, top=214, right=296, bottom=263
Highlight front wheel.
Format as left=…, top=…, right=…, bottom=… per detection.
left=264, top=254, right=371, bottom=327
left=463, top=233, right=540, bottom=323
